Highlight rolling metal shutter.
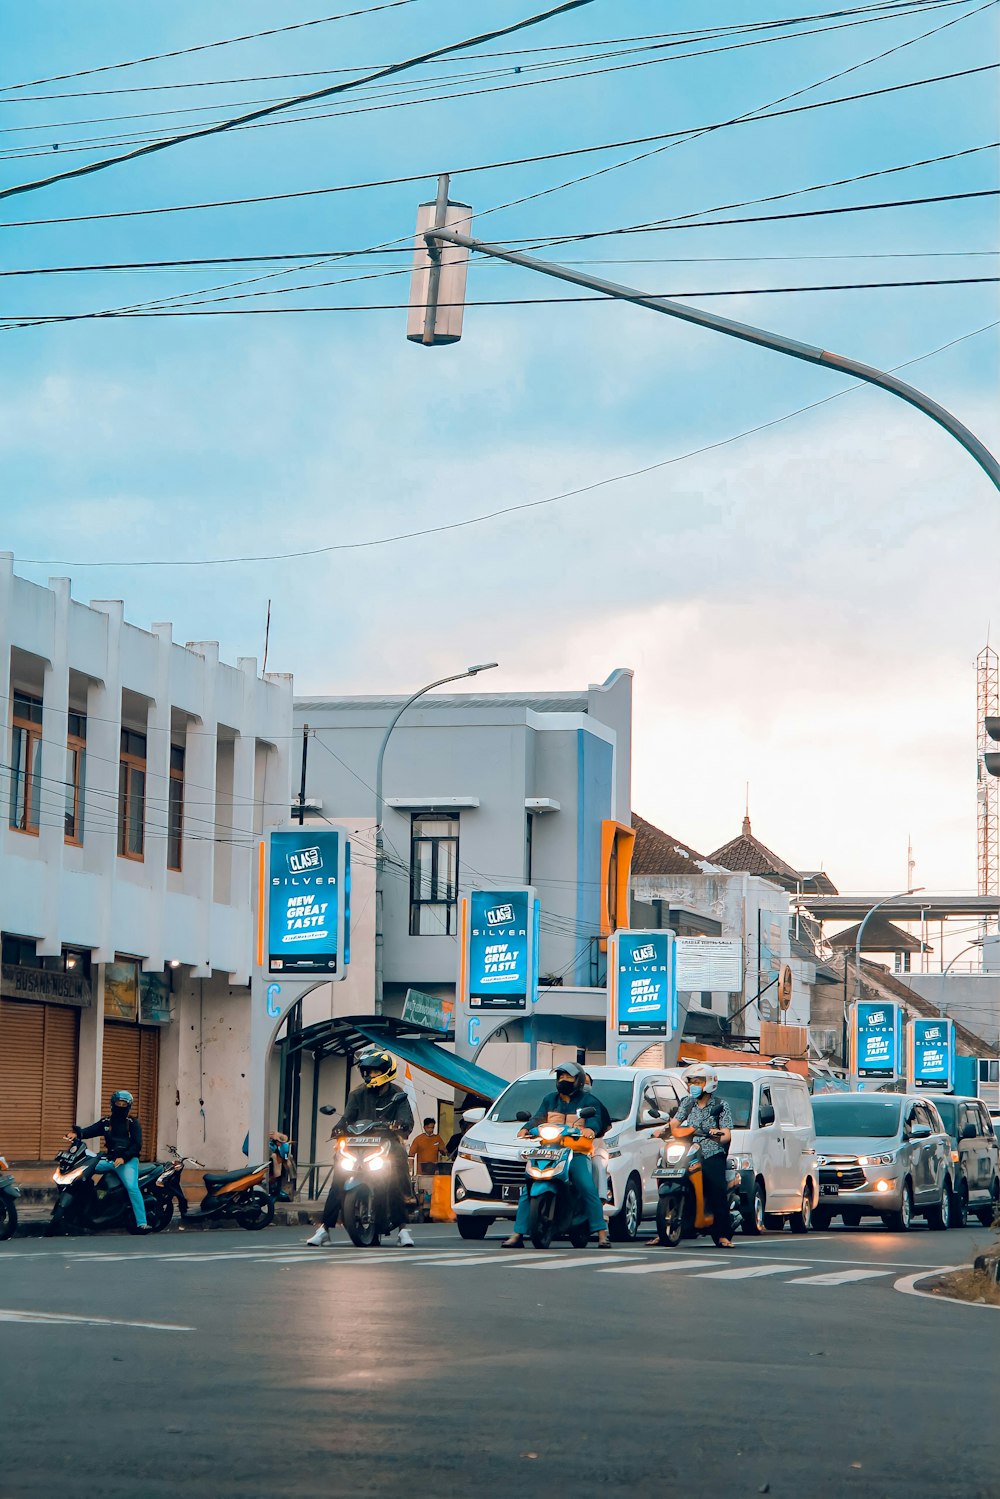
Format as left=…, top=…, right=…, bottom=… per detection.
left=101, top=1022, right=160, bottom=1159
left=0, top=999, right=79, bottom=1159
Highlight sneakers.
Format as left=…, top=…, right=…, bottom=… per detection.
left=397, top=1228, right=415, bottom=1248
left=305, top=1227, right=332, bottom=1247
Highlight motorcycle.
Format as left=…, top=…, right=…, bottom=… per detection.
left=515, top=1106, right=599, bottom=1250
left=654, top=1137, right=743, bottom=1247
left=158, top=1152, right=275, bottom=1231
left=336, top=1122, right=410, bottom=1248
left=48, top=1141, right=169, bottom=1236
left=0, top=1155, right=20, bottom=1240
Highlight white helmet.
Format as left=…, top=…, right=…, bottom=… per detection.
left=683, top=1063, right=718, bottom=1095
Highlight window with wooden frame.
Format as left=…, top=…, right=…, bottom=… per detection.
left=118, top=727, right=147, bottom=860
left=9, top=691, right=43, bottom=835
left=64, top=710, right=86, bottom=845
left=167, top=743, right=185, bottom=871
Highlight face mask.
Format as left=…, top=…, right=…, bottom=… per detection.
left=689, top=1085, right=704, bottom=1100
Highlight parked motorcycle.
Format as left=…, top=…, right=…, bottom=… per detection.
left=337, top=1121, right=410, bottom=1247
left=0, top=1155, right=20, bottom=1240
left=161, top=1153, right=274, bottom=1231
left=654, top=1138, right=743, bottom=1247
left=515, top=1106, right=599, bottom=1250
left=48, top=1140, right=168, bottom=1236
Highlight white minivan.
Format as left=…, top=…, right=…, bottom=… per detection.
left=711, top=1066, right=820, bottom=1234
left=451, top=1065, right=687, bottom=1241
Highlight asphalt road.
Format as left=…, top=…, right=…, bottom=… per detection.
left=1, top=1218, right=996, bottom=1499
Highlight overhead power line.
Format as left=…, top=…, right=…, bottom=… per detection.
left=12, top=320, right=998, bottom=569
left=0, top=1, right=598, bottom=202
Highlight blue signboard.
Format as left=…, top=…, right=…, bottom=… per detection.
left=854, top=1001, right=900, bottom=1078
left=268, top=829, right=342, bottom=975
left=616, top=931, right=675, bottom=1037
left=910, top=1017, right=955, bottom=1091
left=468, top=890, right=532, bottom=1010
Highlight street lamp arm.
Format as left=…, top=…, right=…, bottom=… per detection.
left=427, top=227, right=1000, bottom=494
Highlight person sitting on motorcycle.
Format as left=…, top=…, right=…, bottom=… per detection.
left=501, top=1062, right=611, bottom=1249
left=306, top=1045, right=415, bottom=1248
left=66, top=1089, right=151, bottom=1233
left=655, top=1064, right=734, bottom=1248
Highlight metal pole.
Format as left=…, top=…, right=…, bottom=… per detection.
left=426, top=227, right=1000, bottom=493
left=297, top=723, right=309, bottom=825
left=422, top=173, right=450, bottom=347
left=373, top=662, right=498, bottom=1015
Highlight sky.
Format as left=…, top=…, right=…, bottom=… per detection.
left=1, top=0, right=998, bottom=902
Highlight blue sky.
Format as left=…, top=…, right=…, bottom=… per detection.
left=1, top=0, right=998, bottom=897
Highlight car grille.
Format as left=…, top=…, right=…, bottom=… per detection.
left=819, top=1166, right=866, bottom=1191
left=485, top=1156, right=527, bottom=1188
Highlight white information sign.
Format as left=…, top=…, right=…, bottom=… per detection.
left=674, top=937, right=743, bottom=993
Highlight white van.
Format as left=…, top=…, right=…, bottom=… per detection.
left=451, top=1066, right=687, bottom=1241
left=712, top=1066, right=819, bottom=1233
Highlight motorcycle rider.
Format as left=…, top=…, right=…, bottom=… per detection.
left=66, top=1089, right=151, bottom=1233
left=658, top=1063, right=734, bottom=1248
left=501, top=1062, right=611, bottom=1249
left=306, top=1045, right=415, bottom=1248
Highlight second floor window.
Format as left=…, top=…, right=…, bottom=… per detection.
left=10, top=691, right=42, bottom=834
left=65, top=711, right=86, bottom=844
left=167, top=743, right=184, bottom=871
left=409, top=815, right=459, bottom=935
left=118, top=727, right=147, bottom=860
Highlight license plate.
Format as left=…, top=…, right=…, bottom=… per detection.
left=503, top=1185, right=521, bottom=1202
left=820, top=1184, right=840, bottom=1196
left=520, top=1147, right=564, bottom=1160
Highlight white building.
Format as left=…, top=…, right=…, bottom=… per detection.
left=0, top=556, right=292, bottom=1166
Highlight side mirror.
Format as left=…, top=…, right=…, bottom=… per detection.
left=462, top=1107, right=486, bottom=1124
left=515, top=1111, right=531, bottom=1123
left=909, top=1123, right=932, bottom=1140
left=318, top=1105, right=337, bottom=1117
left=759, top=1104, right=776, bottom=1127
left=578, top=1106, right=597, bottom=1120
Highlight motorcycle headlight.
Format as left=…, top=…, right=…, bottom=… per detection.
left=665, top=1144, right=687, bottom=1164
left=367, top=1156, right=386, bottom=1172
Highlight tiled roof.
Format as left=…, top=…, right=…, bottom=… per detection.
left=707, top=815, right=800, bottom=883
left=631, top=813, right=716, bottom=877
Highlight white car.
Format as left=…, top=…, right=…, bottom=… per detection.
left=451, top=1066, right=686, bottom=1241
left=712, top=1066, right=820, bottom=1234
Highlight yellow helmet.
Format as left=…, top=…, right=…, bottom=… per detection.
left=357, top=1045, right=396, bottom=1089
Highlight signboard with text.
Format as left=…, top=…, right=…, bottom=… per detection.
left=610, top=930, right=677, bottom=1038
left=268, top=829, right=347, bottom=977
left=467, top=890, right=535, bottom=1010
left=908, top=1017, right=955, bottom=1092
left=852, top=1001, right=901, bottom=1079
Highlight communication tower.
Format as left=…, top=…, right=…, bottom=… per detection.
left=977, top=643, right=1000, bottom=897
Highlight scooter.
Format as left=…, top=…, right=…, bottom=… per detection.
left=48, top=1141, right=168, bottom=1236
left=161, top=1154, right=274, bottom=1231
left=0, top=1155, right=20, bottom=1240
left=337, top=1122, right=411, bottom=1248
left=654, top=1137, right=743, bottom=1247
left=515, top=1106, right=599, bottom=1250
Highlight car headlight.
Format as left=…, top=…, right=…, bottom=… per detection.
left=665, top=1144, right=687, bottom=1164
left=730, top=1154, right=754, bottom=1172
left=858, top=1153, right=894, bottom=1166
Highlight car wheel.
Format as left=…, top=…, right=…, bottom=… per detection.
left=883, top=1180, right=914, bottom=1233
left=811, top=1206, right=832, bottom=1231
left=456, top=1217, right=491, bottom=1241
left=841, top=1209, right=862, bottom=1228
left=789, top=1188, right=812, bottom=1235
left=926, top=1182, right=951, bottom=1232
left=949, top=1184, right=969, bottom=1229
left=609, top=1175, right=641, bottom=1242
left=743, top=1180, right=766, bottom=1236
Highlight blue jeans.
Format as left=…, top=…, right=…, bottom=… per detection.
left=95, top=1157, right=147, bottom=1228
left=514, top=1152, right=605, bottom=1236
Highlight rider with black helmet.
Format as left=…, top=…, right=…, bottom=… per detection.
left=501, top=1062, right=611, bottom=1249
left=306, top=1045, right=415, bottom=1248
left=67, top=1089, right=151, bottom=1233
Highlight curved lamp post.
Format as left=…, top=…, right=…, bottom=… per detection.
left=373, top=661, right=498, bottom=1014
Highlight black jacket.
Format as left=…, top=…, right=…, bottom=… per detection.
left=340, top=1082, right=413, bottom=1136
left=77, top=1113, right=142, bottom=1163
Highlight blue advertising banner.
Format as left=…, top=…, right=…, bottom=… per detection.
left=854, top=1001, right=900, bottom=1078
left=616, top=931, right=675, bottom=1037
left=468, top=891, right=532, bottom=1010
left=910, top=1017, right=955, bottom=1091
left=268, top=829, right=341, bottom=975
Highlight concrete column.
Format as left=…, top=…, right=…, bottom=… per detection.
left=38, top=578, right=71, bottom=955
left=86, top=601, right=124, bottom=962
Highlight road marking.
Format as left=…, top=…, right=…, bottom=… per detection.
left=690, top=1263, right=808, bottom=1281
left=0, top=1308, right=193, bottom=1331
left=789, top=1268, right=892, bottom=1286
left=600, top=1258, right=718, bottom=1275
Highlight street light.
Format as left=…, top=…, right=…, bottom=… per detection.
left=852, top=887, right=925, bottom=1004
left=373, top=661, right=499, bottom=1015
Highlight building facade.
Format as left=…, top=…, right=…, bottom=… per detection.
left=0, top=557, right=292, bottom=1164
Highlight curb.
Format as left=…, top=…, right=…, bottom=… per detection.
left=893, top=1264, right=1000, bottom=1309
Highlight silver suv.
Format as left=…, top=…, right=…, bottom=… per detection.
left=811, top=1093, right=953, bottom=1231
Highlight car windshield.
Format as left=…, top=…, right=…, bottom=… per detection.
left=714, top=1081, right=753, bottom=1129
left=812, top=1097, right=902, bottom=1138
left=488, top=1078, right=635, bottom=1124
left=931, top=1098, right=958, bottom=1138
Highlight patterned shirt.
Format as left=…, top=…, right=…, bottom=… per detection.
left=674, top=1094, right=733, bottom=1160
